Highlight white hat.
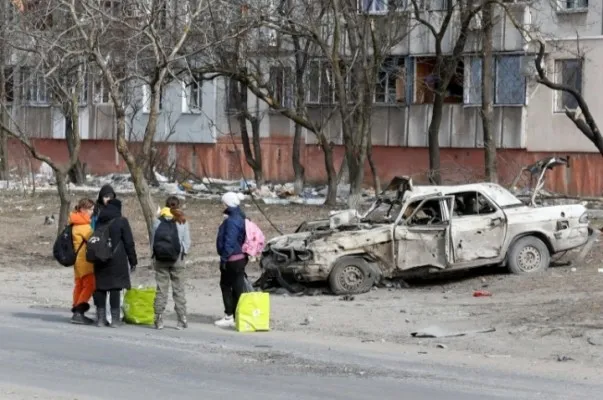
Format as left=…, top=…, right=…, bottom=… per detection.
left=222, top=192, right=240, bottom=208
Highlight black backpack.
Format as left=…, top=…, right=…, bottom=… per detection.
left=86, top=219, right=118, bottom=263
left=153, top=217, right=181, bottom=262
left=53, top=225, right=85, bottom=267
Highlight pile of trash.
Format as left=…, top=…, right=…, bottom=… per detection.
left=0, top=162, right=380, bottom=206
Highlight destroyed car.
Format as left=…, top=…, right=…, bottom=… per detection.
left=258, top=166, right=595, bottom=295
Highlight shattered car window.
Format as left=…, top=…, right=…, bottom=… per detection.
left=452, top=192, right=496, bottom=217
left=404, top=199, right=445, bottom=226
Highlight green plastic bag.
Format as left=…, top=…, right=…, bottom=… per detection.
left=123, top=286, right=156, bottom=325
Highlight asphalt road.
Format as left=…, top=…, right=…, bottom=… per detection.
left=0, top=305, right=601, bottom=400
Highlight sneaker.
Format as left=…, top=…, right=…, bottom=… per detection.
left=82, top=314, right=95, bottom=325
left=214, top=315, right=235, bottom=328
left=176, top=316, right=188, bottom=330
left=155, top=314, right=164, bottom=330
left=70, top=313, right=88, bottom=325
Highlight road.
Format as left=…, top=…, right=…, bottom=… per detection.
left=0, top=305, right=601, bottom=400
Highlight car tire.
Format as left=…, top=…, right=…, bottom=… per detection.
left=328, top=256, right=376, bottom=295
left=507, top=236, right=551, bottom=274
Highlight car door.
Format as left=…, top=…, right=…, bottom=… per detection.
left=393, top=195, right=454, bottom=272
left=450, top=191, right=507, bottom=264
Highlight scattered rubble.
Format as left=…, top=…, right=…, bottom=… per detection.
left=411, top=326, right=496, bottom=338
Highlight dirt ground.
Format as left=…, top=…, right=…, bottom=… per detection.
left=1, top=191, right=603, bottom=370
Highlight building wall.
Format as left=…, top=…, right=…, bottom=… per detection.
left=8, top=137, right=603, bottom=196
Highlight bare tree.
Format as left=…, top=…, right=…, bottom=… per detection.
left=481, top=0, right=496, bottom=182
left=410, top=0, right=485, bottom=184
left=55, top=0, right=222, bottom=239
left=204, top=0, right=409, bottom=207
left=533, top=39, right=603, bottom=155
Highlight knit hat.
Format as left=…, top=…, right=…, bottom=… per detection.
left=222, top=192, right=240, bottom=208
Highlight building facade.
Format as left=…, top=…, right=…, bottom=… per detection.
left=4, top=0, right=603, bottom=195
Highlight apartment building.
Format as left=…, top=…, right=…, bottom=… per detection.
left=3, top=0, right=603, bottom=195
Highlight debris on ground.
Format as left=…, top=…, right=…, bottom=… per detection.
left=473, top=290, right=492, bottom=297
left=436, top=344, right=447, bottom=349
left=556, top=355, right=574, bottom=362
left=411, top=326, right=496, bottom=338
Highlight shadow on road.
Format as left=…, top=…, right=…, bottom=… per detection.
left=12, top=312, right=68, bottom=324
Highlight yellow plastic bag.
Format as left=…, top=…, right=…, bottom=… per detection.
left=123, top=286, right=156, bottom=325
left=235, top=292, right=270, bottom=332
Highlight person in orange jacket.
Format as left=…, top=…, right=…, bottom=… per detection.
left=70, top=198, right=96, bottom=324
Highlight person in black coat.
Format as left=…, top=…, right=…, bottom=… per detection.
left=92, top=184, right=116, bottom=230
left=93, top=198, right=138, bottom=327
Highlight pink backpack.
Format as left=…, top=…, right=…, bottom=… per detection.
left=242, top=219, right=265, bottom=257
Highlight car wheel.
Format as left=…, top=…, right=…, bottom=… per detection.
left=507, top=236, right=551, bottom=274
left=328, top=256, right=376, bottom=295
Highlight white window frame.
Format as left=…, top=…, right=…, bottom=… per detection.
left=553, top=58, right=583, bottom=113
left=142, top=84, right=164, bottom=114
left=463, top=55, right=526, bottom=107
left=269, top=65, right=293, bottom=108
left=358, top=0, right=407, bottom=14
left=20, top=67, right=50, bottom=106
left=305, top=59, right=351, bottom=105
left=556, top=0, right=588, bottom=12
left=181, top=74, right=202, bottom=114
left=375, top=56, right=407, bottom=104
left=93, top=76, right=111, bottom=104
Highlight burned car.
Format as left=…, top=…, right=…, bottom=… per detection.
left=258, top=164, right=595, bottom=295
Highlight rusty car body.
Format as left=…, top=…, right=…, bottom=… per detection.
left=258, top=162, right=595, bottom=295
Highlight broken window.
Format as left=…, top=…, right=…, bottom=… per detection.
left=376, top=56, right=407, bottom=104
left=452, top=192, right=496, bottom=217
left=414, top=57, right=463, bottom=104
left=403, top=198, right=445, bottom=226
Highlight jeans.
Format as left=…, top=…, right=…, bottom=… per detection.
left=93, top=289, right=121, bottom=309
left=220, top=258, right=248, bottom=316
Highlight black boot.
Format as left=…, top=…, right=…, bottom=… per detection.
left=110, top=308, right=122, bottom=328
left=72, top=303, right=94, bottom=325
left=96, top=308, right=107, bottom=327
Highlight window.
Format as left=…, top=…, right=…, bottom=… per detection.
left=306, top=59, right=352, bottom=104
left=557, top=0, right=588, bottom=11
left=414, top=57, right=463, bottom=104
left=269, top=66, right=293, bottom=108
left=451, top=192, right=496, bottom=217
left=403, top=198, right=445, bottom=226
left=93, top=77, right=111, bottom=104
left=102, top=0, right=121, bottom=17
left=142, top=84, right=164, bottom=113
left=464, top=55, right=526, bottom=106
left=182, top=74, right=202, bottom=113
left=24, top=0, right=53, bottom=30
left=20, top=68, right=50, bottom=105
left=2, top=67, right=14, bottom=103
left=554, top=59, right=582, bottom=112
left=226, top=78, right=247, bottom=111
left=359, top=0, right=407, bottom=13
left=376, top=57, right=408, bottom=104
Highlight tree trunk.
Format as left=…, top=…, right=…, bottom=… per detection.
left=0, top=65, right=8, bottom=181
left=116, top=123, right=156, bottom=242
left=319, top=135, right=337, bottom=206
left=346, top=152, right=365, bottom=209
left=428, top=92, right=444, bottom=185
left=251, top=119, right=264, bottom=187
left=292, top=123, right=305, bottom=195
left=55, top=172, right=72, bottom=235
left=481, top=1, right=497, bottom=182
left=367, top=136, right=381, bottom=194
left=336, top=154, right=349, bottom=184
left=64, top=113, right=86, bottom=185
left=238, top=113, right=264, bottom=186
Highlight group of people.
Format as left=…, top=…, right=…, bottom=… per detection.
left=68, top=184, right=251, bottom=330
